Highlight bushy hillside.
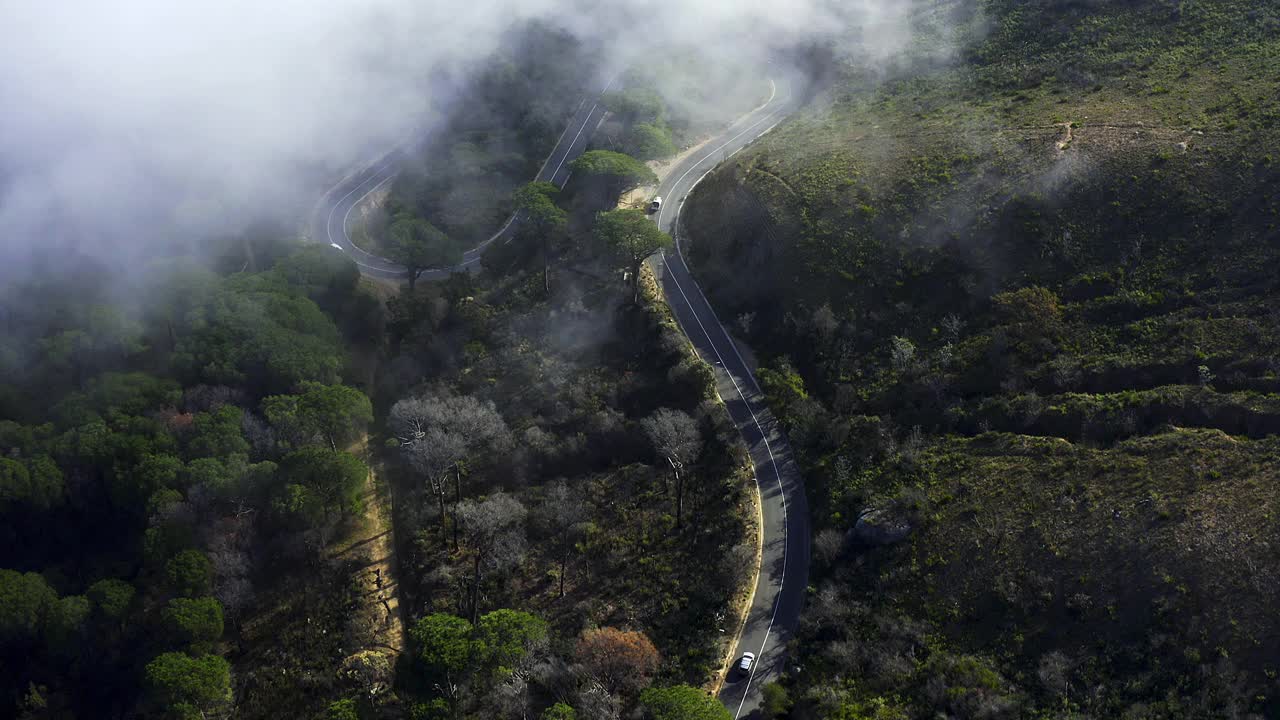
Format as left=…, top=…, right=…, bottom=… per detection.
left=683, top=1, right=1280, bottom=717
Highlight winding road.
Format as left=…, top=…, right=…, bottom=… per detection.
left=314, top=73, right=809, bottom=719
left=313, top=75, right=616, bottom=280
left=650, top=78, right=810, bottom=719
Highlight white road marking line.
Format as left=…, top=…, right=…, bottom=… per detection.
left=534, top=97, right=588, bottom=180
left=326, top=153, right=400, bottom=251
left=658, top=93, right=790, bottom=229
left=326, top=75, right=617, bottom=275
left=653, top=82, right=795, bottom=716
left=342, top=175, right=394, bottom=259
left=660, top=252, right=788, bottom=720
left=550, top=75, right=618, bottom=185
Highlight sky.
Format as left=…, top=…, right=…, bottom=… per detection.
left=0, top=0, right=927, bottom=271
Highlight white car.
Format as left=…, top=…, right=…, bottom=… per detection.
left=649, top=196, right=663, bottom=213
left=737, top=652, right=755, bottom=673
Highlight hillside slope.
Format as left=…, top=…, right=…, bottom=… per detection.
left=683, top=1, right=1280, bottom=717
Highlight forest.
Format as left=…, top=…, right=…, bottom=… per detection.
left=8, top=0, right=1280, bottom=718
left=0, top=22, right=753, bottom=719
left=0, top=238, right=383, bottom=718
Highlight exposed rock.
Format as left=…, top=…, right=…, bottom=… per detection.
left=850, top=508, right=913, bottom=547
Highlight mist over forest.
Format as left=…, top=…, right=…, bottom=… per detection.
left=0, top=0, right=928, bottom=277
left=5, top=0, right=1279, bottom=719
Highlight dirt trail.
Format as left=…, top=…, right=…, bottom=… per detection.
left=330, top=436, right=406, bottom=657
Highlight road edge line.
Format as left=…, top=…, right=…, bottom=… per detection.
left=638, top=260, right=764, bottom=701
left=708, top=454, right=765, bottom=697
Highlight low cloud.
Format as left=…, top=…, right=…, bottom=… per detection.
left=0, top=0, right=936, bottom=272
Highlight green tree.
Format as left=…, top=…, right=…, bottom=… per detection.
left=639, top=685, right=731, bottom=720
left=140, top=262, right=222, bottom=354
left=602, top=88, right=665, bottom=124
left=173, top=276, right=343, bottom=393
left=144, top=523, right=198, bottom=572
left=23, top=456, right=65, bottom=509
left=263, top=382, right=373, bottom=450
left=144, top=652, right=232, bottom=718
left=992, top=285, right=1062, bottom=327
left=592, top=209, right=673, bottom=304
left=44, top=595, right=90, bottom=658
left=512, top=182, right=569, bottom=291
left=162, top=597, right=224, bottom=649
left=260, top=393, right=303, bottom=445
left=166, top=550, right=213, bottom=598
left=992, top=285, right=1063, bottom=353
left=570, top=150, right=658, bottom=205
left=85, top=372, right=182, bottom=416
left=0, top=458, right=30, bottom=506
left=87, top=578, right=135, bottom=621
left=183, top=456, right=244, bottom=500
left=411, top=613, right=475, bottom=717
left=413, top=613, right=475, bottom=673
left=276, top=448, right=367, bottom=527
left=0, top=456, right=63, bottom=510
left=325, top=698, right=360, bottom=720
left=761, top=682, right=792, bottom=718
left=625, top=123, right=677, bottom=161
left=0, top=569, right=58, bottom=644
left=188, top=406, right=250, bottom=459
left=513, top=182, right=565, bottom=224
left=270, top=246, right=361, bottom=315
left=37, top=305, right=144, bottom=388
left=113, top=452, right=182, bottom=511
left=388, top=216, right=464, bottom=290
left=475, top=609, right=547, bottom=677
left=541, top=703, right=577, bottom=720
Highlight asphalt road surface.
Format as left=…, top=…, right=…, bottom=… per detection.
left=317, top=72, right=810, bottom=719
left=649, top=79, right=810, bottom=719
left=313, top=76, right=615, bottom=280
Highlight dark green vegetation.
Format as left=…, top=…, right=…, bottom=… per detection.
left=684, top=1, right=1280, bottom=717
left=599, top=87, right=678, bottom=161
left=1, top=22, right=758, bottom=718
left=596, top=54, right=772, bottom=159
left=386, top=217, right=465, bottom=291
left=380, top=159, right=751, bottom=715
left=0, top=237, right=384, bottom=718
left=379, top=22, right=597, bottom=251
left=0, top=159, right=741, bottom=718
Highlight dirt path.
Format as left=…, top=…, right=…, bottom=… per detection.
left=330, top=436, right=406, bottom=657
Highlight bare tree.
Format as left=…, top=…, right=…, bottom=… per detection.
left=641, top=408, right=702, bottom=529
left=811, top=303, right=839, bottom=344
left=942, top=313, right=966, bottom=343
left=456, top=492, right=527, bottom=623
left=1037, top=650, right=1074, bottom=696
left=536, top=479, right=588, bottom=598
left=204, top=513, right=255, bottom=622
left=484, top=671, right=531, bottom=720
left=575, top=681, right=621, bottom=720
left=531, top=656, right=577, bottom=707
left=391, top=395, right=512, bottom=460
left=390, top=394, right=512, bottom=545
left=404, top=427, right=467, bottom=537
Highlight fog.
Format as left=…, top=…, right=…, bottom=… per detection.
left=0, top=0, right=927, bottom=273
